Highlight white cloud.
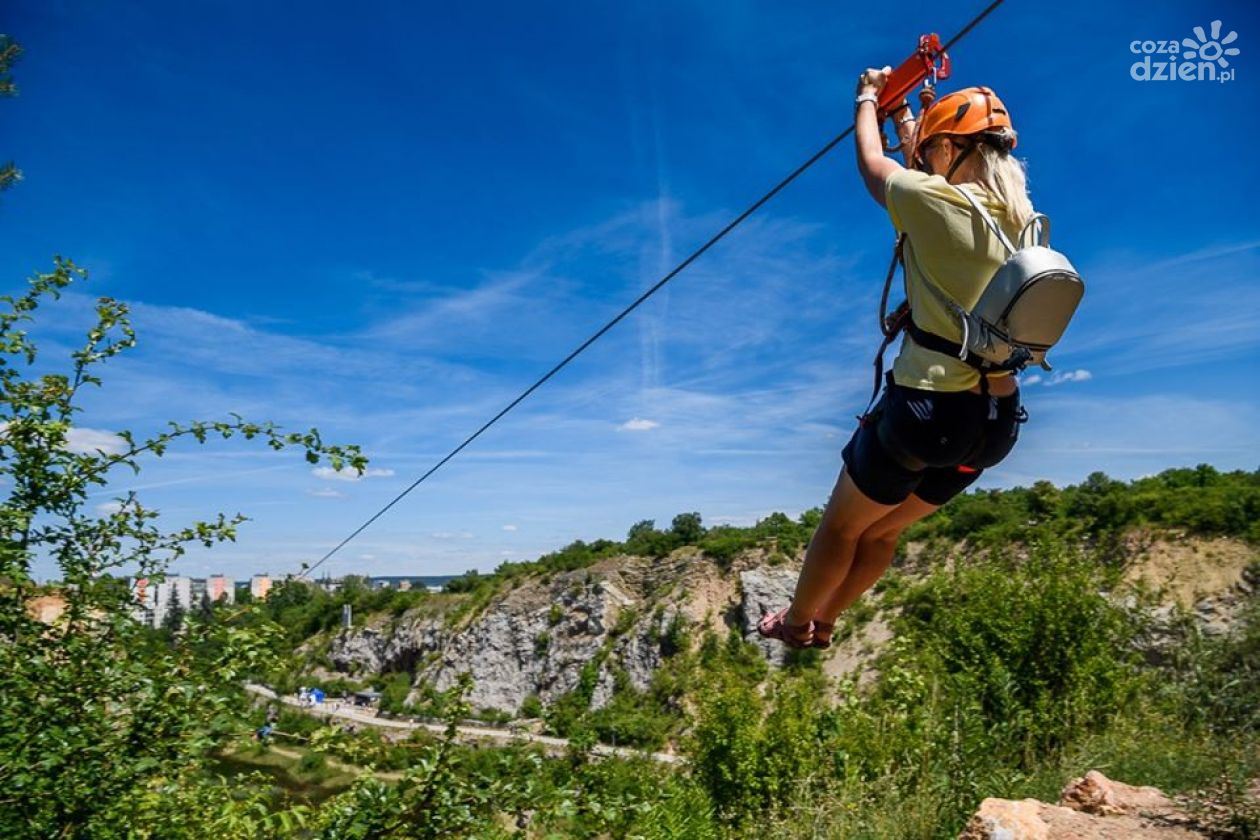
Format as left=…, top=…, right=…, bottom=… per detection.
left=307, top=487, right=345, bottom=498
left=1021, top=373, right=1043, bottom=386
left=501, top=524, right=518, bottom=531
left=618, top=417, right=660, bottom=432
left=365, top=272, right=537, bottom=345
left=430, top=531, right=474, bottom=540
left=65, top=427, right=128, bottom=456
left=1044, top=369, right=1092, bottom=387
left=310, top=466, right=396, bottom=482
left=95, top=501, right=124, bottom=516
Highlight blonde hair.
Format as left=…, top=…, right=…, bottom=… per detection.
left=972, top=138, right=1035, bottom=235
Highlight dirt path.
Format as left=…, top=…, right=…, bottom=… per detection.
left=245, top=684, right=683, bottom=765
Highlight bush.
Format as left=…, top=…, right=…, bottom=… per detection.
left=519, top=694, right=544, bottom=719
left=375, top=671, right=415, bottom=715
left=891, top=539, right=1142, bottom=758
left=688, top=671, right=829, bottom=825
left=295, top=750, right=328, bottom=780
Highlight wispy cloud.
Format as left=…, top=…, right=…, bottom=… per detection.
left=1063, top=239, right=1260, bottom=377
left=311, top=466, right=396, bottom=482
left=1044, top=369, right=1092, bottom=386
left=65, top=427, right=127, bottom=456
left=1002, top=391, right=1260, bottom=488
left=618, top=417, right=660, bottom=432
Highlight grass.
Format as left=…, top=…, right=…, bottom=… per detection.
left=208, top=741, right=359, bottom=806
left=747, top=702, right=1260, bottom=840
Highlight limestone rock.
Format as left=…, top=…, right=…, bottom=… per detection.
left=591, top=605, right=677, bottom=709
left=738, top=567, right=799, bottom=665
left=1059, top=769, right=1179, bottom=818
left=328, top=614, right=445, bottom=675
left=958, top=799, right=1050, bottom=840
left=958, top=771, right=1204, bottom=839
left=419, top=573, right=616, bottom=713
left=317, top=557, right=805, bottom=716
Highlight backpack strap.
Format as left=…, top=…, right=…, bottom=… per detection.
left=905, top=319, right=1029, bottom=373
left=1018, top=213, right=1052, bottom=248
left=902, top=189, right=1037, bottom=373
left=952, top=184, right=1016, bottom=255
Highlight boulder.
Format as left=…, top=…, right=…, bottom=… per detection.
left=1059, top=770, right=1180, bottom=818
left=958, top=771, right=1203, bottom=839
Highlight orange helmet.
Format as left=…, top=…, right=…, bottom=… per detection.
left=913, top=86, right=1016, bottom=166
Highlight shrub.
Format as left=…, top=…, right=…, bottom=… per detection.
left=519, top=694, right=544, bottom=719
left=891, top=538, right=1142, bottom=758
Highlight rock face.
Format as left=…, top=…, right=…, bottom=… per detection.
left=420, top=576, right=622, bottom=713
left=328, top=614, right=446, bottom=675
left=959, top=770, right=1204, bottom=839
left=738, top=568, right=800, bottom=666
left=324, top=552, right=742, bottom=715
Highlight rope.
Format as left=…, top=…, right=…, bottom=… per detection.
left=302, top=0, right=1009, bottom=577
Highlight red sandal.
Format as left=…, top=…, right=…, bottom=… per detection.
left=811, top=620, right=835, bottom=650
left=757, top=608, right=814, bottom=649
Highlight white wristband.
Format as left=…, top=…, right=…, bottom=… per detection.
left=855, top=93, right=879, bottom=108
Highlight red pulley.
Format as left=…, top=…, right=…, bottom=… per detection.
left=878, top=33, right=952, bottom=116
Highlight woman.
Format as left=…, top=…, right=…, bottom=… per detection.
left=758, top=68, right=1032, bottom=648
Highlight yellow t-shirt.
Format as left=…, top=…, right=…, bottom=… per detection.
left=884, top=168, right=1023, bottom=392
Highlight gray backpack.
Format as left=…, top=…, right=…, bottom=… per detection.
left=918, top=186, right=1085, bottom=372
left=864, top=188, right=1084, bottom=413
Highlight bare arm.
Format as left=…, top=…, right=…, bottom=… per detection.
left=853, top=66, right=906, bottom=208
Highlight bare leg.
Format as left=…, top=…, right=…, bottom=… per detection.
left=814, top=494, right=938, bottom=636
left=784, top=470, right=896, bottom=627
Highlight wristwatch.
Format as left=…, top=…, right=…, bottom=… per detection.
left=855, top=92, right=879, bottom=109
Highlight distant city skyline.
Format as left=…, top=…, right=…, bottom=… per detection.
left=130, top=571, right=458, bottom=627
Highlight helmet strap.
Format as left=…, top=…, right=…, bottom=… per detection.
left=943, top=140, right=976, bottom=183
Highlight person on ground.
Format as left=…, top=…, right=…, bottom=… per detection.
left=758, top=67, right=1032, bottom=648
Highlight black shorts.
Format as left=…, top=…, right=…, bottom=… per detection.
left=841, top=380, right=1026, bottom=506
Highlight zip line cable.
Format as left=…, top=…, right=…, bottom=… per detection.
left=301, top=0, right=1009, bottom=578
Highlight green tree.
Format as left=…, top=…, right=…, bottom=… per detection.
left=626, top=519, right=656, bottom=542
left=0, top=36, right=21, bottom=193
left=670, top=512, right=705, bottom=545
left=160, top=588, right=186, bottom=636
left=0, top=49, right=366, bottom=832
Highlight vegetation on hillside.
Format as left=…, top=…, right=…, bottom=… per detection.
left=431, top=464, right=1259, bottom=602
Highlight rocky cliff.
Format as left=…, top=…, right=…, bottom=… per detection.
left=319, top=534, right=1257, bottom=716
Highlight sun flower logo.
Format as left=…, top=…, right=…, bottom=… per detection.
left=1182, top=20, right=1241, bottom=68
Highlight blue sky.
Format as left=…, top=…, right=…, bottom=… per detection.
left=3, top=0, right=1258, bottom=580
